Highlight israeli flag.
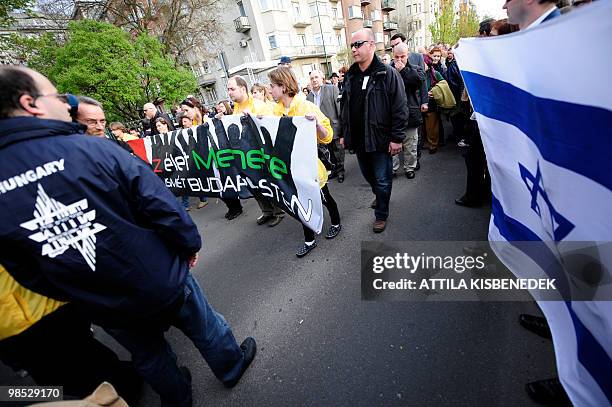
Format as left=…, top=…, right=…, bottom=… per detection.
left=455, top=3, right=612, bottom=406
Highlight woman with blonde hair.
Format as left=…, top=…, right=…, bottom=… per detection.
left=268, top=66, right=342, bottom=258
left=251, top=83, right=276, bottom=110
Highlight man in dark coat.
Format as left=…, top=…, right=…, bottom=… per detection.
left=339, top=29, right=408, bottom=233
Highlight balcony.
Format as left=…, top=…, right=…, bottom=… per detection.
left=360, top=0, right=371, bottom=5
left=363, top=19, right=372, bottom=28
left=333, top=18, right=345, bottom=29
left=234, top=16, right=250, bottom=32
left=293, top=15, right=311, bottom=27
left=383, top=20, right=398, bottom=31
left=381, top=0, right=396, bottom=11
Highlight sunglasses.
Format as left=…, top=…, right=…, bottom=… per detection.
left=351, top=40, right=371, bottom=49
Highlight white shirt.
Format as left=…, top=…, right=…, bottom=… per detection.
left=524, top=6, right=558, bottom=30
left=312, top=88, right=322, bottom=108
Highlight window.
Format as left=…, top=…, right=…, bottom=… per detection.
left=348, top=6, right=362, bottom=19
left=237, top=1, right=246, bottom=16
left=293, top=2, right=301, bottom=16
left=407, top=4, right=411, bottom=14
left=268, top=35, right=278, bottom=49
left=298, top=34, right=307, bottom=46
left=336, top=34, right=342, bottom=46
left=375, top=32, right=383, bottom=43
left=202, top=61, right=211, bottom=74
left=260, top=0, right=286, bottom=11
left=314, top=34, right=322, bottom=45
left=371, top=9, right=381, bottom=21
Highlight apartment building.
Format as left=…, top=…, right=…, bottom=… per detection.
left=191, top=0, right=349, bottom=104
left=389, top=0, right=440, bottom=50
left=342, top=0, right=398, bottom=53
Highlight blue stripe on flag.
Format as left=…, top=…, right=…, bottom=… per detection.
left=491, top=195, right=612, bottom=403
left=462, top=71, right=612, bottom=192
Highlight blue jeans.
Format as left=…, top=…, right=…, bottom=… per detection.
left=180, top=196, right=189, bottom=209
left=356, top=151, right=393, bottom=221
left=106, top=274, right=245, bottom=407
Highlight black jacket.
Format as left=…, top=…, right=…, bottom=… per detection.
left=0, top=117, right=200, bottom=326
left=391, top=59, right=425, bottom=129
left=340, top=56, right=408, bottom=153
left=445, top=59, right=464, bottom=101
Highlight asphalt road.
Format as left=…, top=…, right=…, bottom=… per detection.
left=0, top=144, right=558, bottom=406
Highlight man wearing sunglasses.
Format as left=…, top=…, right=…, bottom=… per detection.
left=338, top=28, right=408, bottom=233
left=0, top=66, right=256, bottom=407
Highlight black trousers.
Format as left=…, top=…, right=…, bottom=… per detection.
left=463, top=121, right=490, bottom=203
left=303, top=184, right=340, bottom=242
left=0, top=304, right=141, bottom=403
left=222, top=197, right=242, bottom=212
left=329, top=138, right=345, bottom=176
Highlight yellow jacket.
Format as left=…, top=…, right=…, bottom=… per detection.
left=233, top=95, right=274, bottom=116
left=0, top=264, right=66, bottom=340
left=272, top=97, right=333, bottom=188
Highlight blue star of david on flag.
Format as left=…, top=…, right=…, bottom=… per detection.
left=519, top=162, right=574, bottom=241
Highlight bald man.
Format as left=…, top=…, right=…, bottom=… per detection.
left=338, top=28, right=408, bottom=233
left=391, top=42, right=424, bottom=179
left=143, top=102, right=174, bottom=136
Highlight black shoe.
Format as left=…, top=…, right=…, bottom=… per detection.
left=296, top=241, right=317, bottom=258
left=455, top=197, right=481, bottom=208
left=268, top=215, right=284, bottom=227
left=526, top=378, right=572, bottom=406
left=415, top=161, right=420, bottom=171
left=224, top=338, right=257, bottom=389
left=429, top=147, right=437, bottom=154
left=370, top=199, right=377, bottom=209
left=256, top=214, right=273, bottom=225
left=405, top=171, right=415, bottom=179
left=519, top=314, right=552, bottom=340
left=325, top=224, right=342, bottom=239
left=226, top=210, right=243, bottom=220
left=338, top=174, right=344, bottom=183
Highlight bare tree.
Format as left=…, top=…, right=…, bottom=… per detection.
left=37, top=0, right=225, bottom=62
left=100, top=0, right=224, bottom=61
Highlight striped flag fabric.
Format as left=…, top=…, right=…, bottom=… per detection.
left=455, top=3, right=612, bottom=406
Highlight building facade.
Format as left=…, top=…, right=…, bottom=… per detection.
left=190, top=0, right=350, bottom=105
left=341, top=0, right=398, bottom=53
left=389, top=0, right=440, bottom=51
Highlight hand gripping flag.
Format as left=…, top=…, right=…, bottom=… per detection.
left=455, top=3, right=612, bottom=406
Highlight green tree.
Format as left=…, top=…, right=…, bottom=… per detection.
left=429, top=0, right=458, bottom=45
left=6, top=32, right=60, bottom=75
left=335, top=46, right=353, bottom=68
left=429, top=0, right=481, bottom=45
left=457, top=7, right=480, bottom=39
left=39, top=20, right=196, bottom=122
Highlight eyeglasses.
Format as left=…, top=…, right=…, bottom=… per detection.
left=350, top=40, right=371, bottom=49
left=33, top=93, right=70, bottom=103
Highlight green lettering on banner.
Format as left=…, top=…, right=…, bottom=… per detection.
left=191, top=150, right=218, bottom=170
left=190, top=148, right=288, bottom=179
left=230, top=149, right=247, bottom=169
left=246, top=149, right=265, bottom=169
left=270, top=157, right=288, bottom=180
left=216, top=150, right=233, bottom=168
